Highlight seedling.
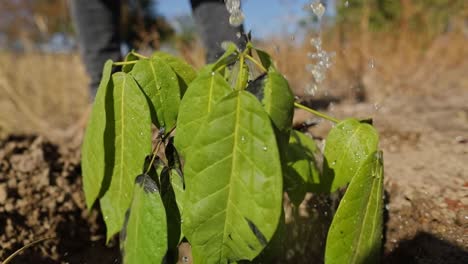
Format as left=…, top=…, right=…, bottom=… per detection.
left=82, top=42, right=383, bottom=263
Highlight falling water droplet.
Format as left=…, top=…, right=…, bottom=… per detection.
left=241, top=136, right=246, bottom=142
left=374, top=102, right=381, bottom=111
left=225, top=0, right=240, bottom=14
left=211, top=71, right=215, bottom=76
left=310, top=2, right=326, bottom=20
left=229, top=9, right=245, bottom=27
left=344, top=1, right=349, bottom=7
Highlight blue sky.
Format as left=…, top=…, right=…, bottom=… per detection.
left=158, top=0, right=336, bottom=38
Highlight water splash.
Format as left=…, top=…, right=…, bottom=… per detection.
left=310, top=2, right=326, bottom=19
left=305, top=1, right=335, bottom=96
left=225, top=0, right=245, bottom=26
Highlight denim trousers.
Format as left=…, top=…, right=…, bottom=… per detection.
left=70, top=0, right=244, bottom=97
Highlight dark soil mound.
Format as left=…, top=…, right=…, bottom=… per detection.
left=0, top=135, right=118, bottom=263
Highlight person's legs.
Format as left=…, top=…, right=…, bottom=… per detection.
left=190, top=0, right=246, bottom=63
left=70, top=0, right=122, bottom=98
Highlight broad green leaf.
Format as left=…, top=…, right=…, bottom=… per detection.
left=323, top=118, right=379, bottom=192
left=152, top=51, right=196, bottom=96
left=121, top=174, right=167, bottom=264
left=174, top=71, right=231, bottom=157
left=261, top=70, right=294, bottom=147
left=183, top=91, right=283, bottom=263
left=99, top=72, right=152, bottom=241
left=131, top=58, right=180, bottom=130
left=122, top=52, right=139, bottom=73
left=246, top=69, right=294, bottom=151
left=81, top=59, right=113, bottom=209
left=325, top=151, right=384, bottom=264
left=284, top=130, right=321, bottom=205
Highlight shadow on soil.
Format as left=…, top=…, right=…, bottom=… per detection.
left=384, top=232, right=468, bottom=264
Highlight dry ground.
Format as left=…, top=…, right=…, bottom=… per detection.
left=0, top=31, right=467, bottom=263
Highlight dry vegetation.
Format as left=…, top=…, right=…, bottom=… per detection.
left=1, top=27, right=466, bottom=141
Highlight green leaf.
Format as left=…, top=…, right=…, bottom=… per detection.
left=261, top=70, right=294, bottom=148
left=121, top=174, right=167, bottom=264
left=174, top=71, right=231, bottom=157
left=183, top=91, right=283, bottom=263
left=254, top=48, right=275, bottom=71
left=131, top=58, right=180, bottom=130
left=284, top=130, right=321, bottom=205
left=323, top=118, right=379, bottom=192
left=81, top=59, right=113, bottom=209
left=230, top=58, right=250, bottom=91
left=99, top=72, right=152, bottom=241
left=325, top=151, right=384, bottom=264
left=122, top=52, right=139, bottom=73
left=246, top=69, right=294, bottom=154
left=152, top=51, right=197, bottom=96
left=211, top=42, right=239, bottom=71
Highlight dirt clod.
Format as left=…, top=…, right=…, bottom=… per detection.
left=0, top=135, right=118, bottom=263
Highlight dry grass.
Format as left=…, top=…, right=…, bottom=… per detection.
left=0, top=29, right=466, bottom=140
left=0, top=52, right=89, bottom=139
left=257, top=30, right=468, bottom=102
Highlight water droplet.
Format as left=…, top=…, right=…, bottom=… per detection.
left=310, top=37, right=322, bottom=48
left=331, top=160, right=336, bottom=166
left=180, top=219, right=184, bottom=223
left=344, top=1, right=349, bottom=7
left=310, top=2, right=326, bottom=20
left=211, top=71, right=215, bottom=76
left=225, top=0, right=240, bottom=14
left=374, top=102, right=381, bottom=111
left=368, top=59, right=375, bottom=69
left=263, top=146, right=268, bottom=151
left=241, top=136, right=246, bottom=142
left=229, top=9, right=244, bottom=27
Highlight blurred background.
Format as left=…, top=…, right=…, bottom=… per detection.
left=0, top=0, right=466, bottom=137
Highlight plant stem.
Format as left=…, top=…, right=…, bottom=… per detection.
left=235, top=53, right=246, bottom=90
left=3, top=237, right=55, bottom=264
left=245, top=54, right=267, bottom=73
left=113, top=61, right=137, bottom=66
left=294, top=102, right=340, bottom=123
left=145, top=140, right=163, bottom=175
left=131, top=51, right=148, bottom=59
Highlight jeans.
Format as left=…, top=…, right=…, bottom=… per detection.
left=70, top=0, right=244, bottom=97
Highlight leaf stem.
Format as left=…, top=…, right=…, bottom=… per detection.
left=145, top=140, right=163, bottom=174
left=113, top=61, right=137, bottom=66
left=130, top=51, right=148, bottom=59
left=3, top=237, right=55, bottom=264
left=235, top=53, right=246, bottom=91
left=294, top=102, right=340, bottom=123
left=245, top=54, right=267, bottom=73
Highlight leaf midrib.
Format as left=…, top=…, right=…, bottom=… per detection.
left=220, top=92, right=241, bottom=261
left=118, top=75, right=127, bottom=213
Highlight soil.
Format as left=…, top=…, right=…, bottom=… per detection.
left=0, top=85, right=467, bottom=263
